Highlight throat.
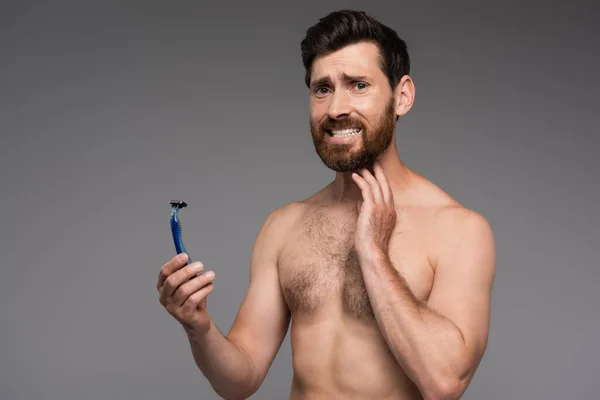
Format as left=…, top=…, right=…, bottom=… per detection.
left=330, top=177, right=364, bottom=204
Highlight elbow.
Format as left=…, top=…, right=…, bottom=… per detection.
left=420, top=349, right=474, bottom=399
left=419, top=361, right=472, bottom=400
left=428, top=378, right=467, bottom=400
left=212, top=370, right=262, bottom=400
left=214, top=383, right=259, bottom=400
left=421, top=373, right=470, bottom=400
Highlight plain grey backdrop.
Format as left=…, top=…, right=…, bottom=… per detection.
left=4, top=0, right=599, bottom=399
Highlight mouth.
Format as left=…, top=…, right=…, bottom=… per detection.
left=325, top=127, right=362, bottom=144
left=327, top=128, right=362, bottom=137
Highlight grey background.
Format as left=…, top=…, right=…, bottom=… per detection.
left=3, top=0, right=599, bottom=399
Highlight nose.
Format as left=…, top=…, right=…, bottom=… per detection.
left=327, top=90, right=352, bottom=120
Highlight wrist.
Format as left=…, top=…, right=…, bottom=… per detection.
left=357, top=244, right=387, bottom=264
left=184, top=319, right=213, bottom=344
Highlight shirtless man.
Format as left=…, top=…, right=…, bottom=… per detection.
left=157, top=10, right=496, bottom=400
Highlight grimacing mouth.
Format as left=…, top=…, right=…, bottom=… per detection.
left=326, top=127, right=363, bottom=136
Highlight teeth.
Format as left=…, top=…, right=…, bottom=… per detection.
left=331, top=128, right=361, bottom=137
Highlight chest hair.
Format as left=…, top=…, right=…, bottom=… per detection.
left=280, top=205, right=375, bottom=322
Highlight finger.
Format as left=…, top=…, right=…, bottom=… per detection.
left=360, top=168, right=383, bottom=205
left=351, top=172, right=374, bottom=204
left=161, top=261, right=204, bottom=301
left=158, top=253, right=189, bottom=290
left=373, top=161, right=393, bottom=205
left=180, top=283, right=215, bottom=315
left=172, top=271, right=216, bottom=307
left=159, top=261, right=204, bottom=304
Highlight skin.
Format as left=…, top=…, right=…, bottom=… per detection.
left=157, top=41, right=496, bottom=399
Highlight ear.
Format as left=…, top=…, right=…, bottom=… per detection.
left=394, top=75, right=415, bottom=117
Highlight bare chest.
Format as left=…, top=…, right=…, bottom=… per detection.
left=278, top=205, right=435, bottom=322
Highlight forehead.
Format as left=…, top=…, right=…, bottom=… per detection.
left=310, top=41, right=385, bottom=83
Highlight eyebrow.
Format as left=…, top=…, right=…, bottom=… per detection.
left=309, top=73, right=369, bottom=89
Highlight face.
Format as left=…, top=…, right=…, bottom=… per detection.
left=309, top=41, right=397, bottom=172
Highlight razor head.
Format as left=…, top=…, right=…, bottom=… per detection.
left=169, top=200, right=188, bottom=209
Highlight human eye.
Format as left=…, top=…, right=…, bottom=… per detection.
left=313, top=86, right=331, bottom=97
left=352, top=82, right=369, bottom=92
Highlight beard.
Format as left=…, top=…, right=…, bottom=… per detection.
left=310, top=97, right=397, bottom=173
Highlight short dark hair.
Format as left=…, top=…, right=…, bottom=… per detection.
left=300, top=10, right=410, bottom=91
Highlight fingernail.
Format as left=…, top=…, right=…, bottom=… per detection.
left=190, top=262, right=201, bottom=270
left=205, top=271, right=215, bottom=279
left=178, top=253, right=187, bottom=262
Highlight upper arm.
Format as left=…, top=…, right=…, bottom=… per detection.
left=226, top=205, right=292, bottom=389
left=426, top=208, right=496, bottom=377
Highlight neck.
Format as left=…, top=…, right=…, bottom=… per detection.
left=329, top=139, right=412, bottom=204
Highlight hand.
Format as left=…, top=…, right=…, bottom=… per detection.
left=157, top=253, right=216, bottom=336
left=351, top=161, right=397, bottom=259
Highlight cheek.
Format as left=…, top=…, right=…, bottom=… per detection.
left=352, top=97, right=386, bottom=124
left=310, top=101, right=328, bottom=123
left=352, top=96, right=378, bottom=114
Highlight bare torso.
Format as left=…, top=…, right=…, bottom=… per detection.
left=277, top=178, right=458, bottom=399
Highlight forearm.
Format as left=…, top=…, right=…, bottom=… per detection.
left=186, top=320, right=258, bottom=399
left=360, top=251, right=468, bottom=399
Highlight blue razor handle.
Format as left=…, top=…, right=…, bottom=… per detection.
left=170, top=200, right=192, bottom=265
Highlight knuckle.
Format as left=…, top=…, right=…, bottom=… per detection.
left=165, top=275, right=177, bottom=288
left=188, top=289, right=203, bottom=303
left=192, top=286, right=210, bottom=301
left=183, top=294, right=198, bottom=309
left=203, top=282, right=215, bottom=294
left=160, top=261, right=171, bottom=275
left=158, top=292, right=167, bottom=304
left=165, top=303, right=176, bottom=314
left=173, top=286, right=189, bottom=304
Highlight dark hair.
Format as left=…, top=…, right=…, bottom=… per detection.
left=300, top=10, right=410, bottom=91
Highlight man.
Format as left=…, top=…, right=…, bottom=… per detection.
left=157, top=9, right=495, bottom=400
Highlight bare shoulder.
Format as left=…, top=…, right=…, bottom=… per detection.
left=434, top=205, right=494, bottom=245
left=408, top=175, right=495, bottom=273
left=267, top=185, right=332, bottom=227
left=430, top=203, right=496, bottom=276
left=256, top=201, right=311, bottom=250
left=434, top=205, right=494, bottom=239
left=264, top=201, right=310, bottom=231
